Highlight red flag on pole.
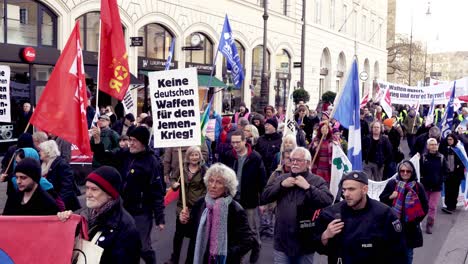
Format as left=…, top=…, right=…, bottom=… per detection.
left=99, top=0, right=130, bottom=100
left=30, top=21, right=91, bottom=155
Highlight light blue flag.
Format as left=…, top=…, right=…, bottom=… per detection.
left=440, top=81, right=456, bottom=138
left=333, top=59, right=362, bottom=170
left=218, top=15, right=244, bottom=88
left=425, top=97, right=435, bottom=127
left=164, top=38, right=175, bottom=71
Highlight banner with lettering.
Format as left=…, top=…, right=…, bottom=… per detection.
left=149, top=68, right=201, bottom=148
left=376, top=77, right=468, bottom=105
left=0, top=66, right=10, bottom=123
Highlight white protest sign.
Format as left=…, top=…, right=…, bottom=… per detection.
left=123, top=86, right=138, bottom=118
left=0, top=66, right=11, bottom=123
left=149, top=68, right=201, bottom=148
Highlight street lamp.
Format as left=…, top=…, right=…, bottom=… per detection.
left=423, top=1, right=431, bottom=86
left=261, top=0, right=269, bottom=108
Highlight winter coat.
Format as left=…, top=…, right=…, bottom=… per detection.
left=185, top=197, right=257, bottom=264
left=419, top=152, right=448, bottom=192
left=3, top=187, right=59, bottom=215
left=254, top=132, right=283, bottom=176
left=295, top=114, right=314, bottom=142
left=210, top=111, right=223, bottom=142
left=379, top=161, right=429, bottom=248
left=90, top=127, right=120, bottom=168
left=402, top=115, right=421, bottom=135
left=91, top=144, right=165, bottom=225
left=261, top=171, right=333, bottom=256
left=172, top=165, right=208, bottom=215
left=439, top=141, right=466, bottom=181
left=222, top=145, right=267, bottom=209
left=111, top=120, right=136, bottom=136
left=82, top=199, right=141, bottom=264
left=164, top=146, right=209, bottom=181
left=45, top=157, right=81, bottom=211
left=362, top=135, right=393, bottom=168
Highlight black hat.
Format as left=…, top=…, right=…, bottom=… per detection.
left=125, top=113, right=135, bottom=122
left=128, top=126, right=150, bottom=146
left=15, top=158, right=41, bottom=183
left=86, top=166, right=122, bottom=199
left=340, top=170, right=369, bottom=185
left=265, top=118, right=278, bottom=130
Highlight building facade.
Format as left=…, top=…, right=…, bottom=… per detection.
left=0, top=0, right=387, bottom=145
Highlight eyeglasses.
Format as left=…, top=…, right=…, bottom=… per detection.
left=291, top=158, right=306, bottom=163
left=399, top=169, right=412, bottom=174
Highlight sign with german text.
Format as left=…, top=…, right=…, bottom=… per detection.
left=149, top=68, right=201, bottom=148
left=0, top=66, right=11, bottom=123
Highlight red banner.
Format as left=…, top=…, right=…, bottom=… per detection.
left=0, top=215, right=82, bottom=264
left=30, top=21, right=91, bottom=155
left=99, top=0, right=130, bottom=100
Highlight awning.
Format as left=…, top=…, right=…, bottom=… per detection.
left=85, top=65, right=144, bottom=86
left=139, top=70, right=226, bottom=88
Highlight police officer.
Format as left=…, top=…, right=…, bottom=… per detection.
left=314, top=171, right=407, bottom=264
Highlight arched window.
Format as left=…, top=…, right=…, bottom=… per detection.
left=77, top=12, right=126, bottom=52
left=320, top=48, right=331, bottom=94
left=222, top=40, right=245, bottom=113
left=251, top=45, right=271, bottom=112
left=138, top=23, right=174, bottom=60
left=185, top=32, right=213, bottom=64
left=1, top=0, right=57, bottom=47
left=275, top=49, right=291, bottom=108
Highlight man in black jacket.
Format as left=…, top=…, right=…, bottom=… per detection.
left=223, top=130, right=267, bottom=263
left=255, top=118, right=282, bottom=176
left=3, top=158, right=59, bottom=216
left=91, top=126, right=165, bottom=264
left=314, top=171, right=407, bottom=264
left=262, top=147, right=333, bottom=262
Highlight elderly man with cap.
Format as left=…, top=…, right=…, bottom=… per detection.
left=313, top=170, right=407, bottom=264
left=255, top=117, right=283, bottom=176
left=91, top=126, right=165, bottom=264
left=90, top=114, right=120, bottom=168
left=3, top=158, right=59, bottom=215
left=58, top=166, right=141, bottom=264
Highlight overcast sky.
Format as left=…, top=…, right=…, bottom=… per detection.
left=395, top=0, right=468, bottom=53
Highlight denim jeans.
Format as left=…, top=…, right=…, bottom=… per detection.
left=406, top=248, right=414, bottom=264
left=273, top=250, right=314, bottom=264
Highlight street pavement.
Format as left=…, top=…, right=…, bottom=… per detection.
left=0, top=139, right=467, bottom=263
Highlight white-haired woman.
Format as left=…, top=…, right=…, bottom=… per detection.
left=39, top=140, right=80, bottom=211
left=180, top=163, right=257, bottom=264
left=167, top=146, right=208, bottom=264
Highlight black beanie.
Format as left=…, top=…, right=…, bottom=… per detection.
left=86, top=166, right=122, bottom=199
left=15, top=158, right=41, bottom=183
left=265, top=118, right=278, bottom=130
left=128, top=126, right=150, bottom=146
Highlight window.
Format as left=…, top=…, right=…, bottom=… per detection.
left=2, top=0, right=57, bottom=47
left=342, top=4, right=347, bottom=33
left=251, top=45, right=271, bottom=112
left=315, top=0, right=321, bottom=24
left=185, top=32, right=213, bottom=64
left=330, top=0, right=335, bottom=29
left=370, top=19, right=375, bottom=43
left=138, top=24, right=174, bottom=60
left=222, top=40, right=245, bottom=113
left=78, top=12, right=125, bottom=52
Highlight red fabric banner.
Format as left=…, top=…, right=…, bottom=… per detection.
left=99, top=0, right=130, bottom=100
left=30, top=21, right=91, bottom=155
left=0, top=215, right=82, bottom=264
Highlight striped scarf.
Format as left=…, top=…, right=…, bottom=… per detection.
left=392, top=180, right=425, bottom=222
left=194, top=194, right=232, bottom=264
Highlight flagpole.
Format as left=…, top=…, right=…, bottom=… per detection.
left=95, top=21, right=102, bottom=116
left=201, top=48, right=220, bottom=111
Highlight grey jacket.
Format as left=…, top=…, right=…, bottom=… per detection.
left=261, top=171, right=333, bottom=256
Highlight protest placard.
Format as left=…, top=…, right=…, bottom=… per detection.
left=0, top=65, right=11, bottom=123
left=149, top=67, right=201, bottom=148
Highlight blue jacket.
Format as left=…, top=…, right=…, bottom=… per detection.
left=210, top=111, right=223, bottom=142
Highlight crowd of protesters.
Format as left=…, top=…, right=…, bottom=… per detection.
left=1, top=99, right=467, bottom=264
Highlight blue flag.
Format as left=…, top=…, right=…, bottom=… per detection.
left=334, top=59, right=362, bottom=170
left=440, top=81, right=456, bottom=138
left=218, top=15, right=244, bottom=88
left=164, top=38, right=175, bottom=70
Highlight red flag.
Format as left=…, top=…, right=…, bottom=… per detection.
left=164, top=188, right=180, bottom=206
left=360, top=92, right=369, bottom=109
left=0, top=215, right=82, bottom=263
left=30, top=21, right=91, bottom=155
left=99, top=0, right=130, bottom=100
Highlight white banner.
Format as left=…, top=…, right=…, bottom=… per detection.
left=0, top=66, right=11, bottom=123
left=376, top=77, right=468, bottom=105
left=149, top=68, right=201, bottom=148
left=122, top=86, right=138, bottom=118
left=331, top=148, right=420, bottom=201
